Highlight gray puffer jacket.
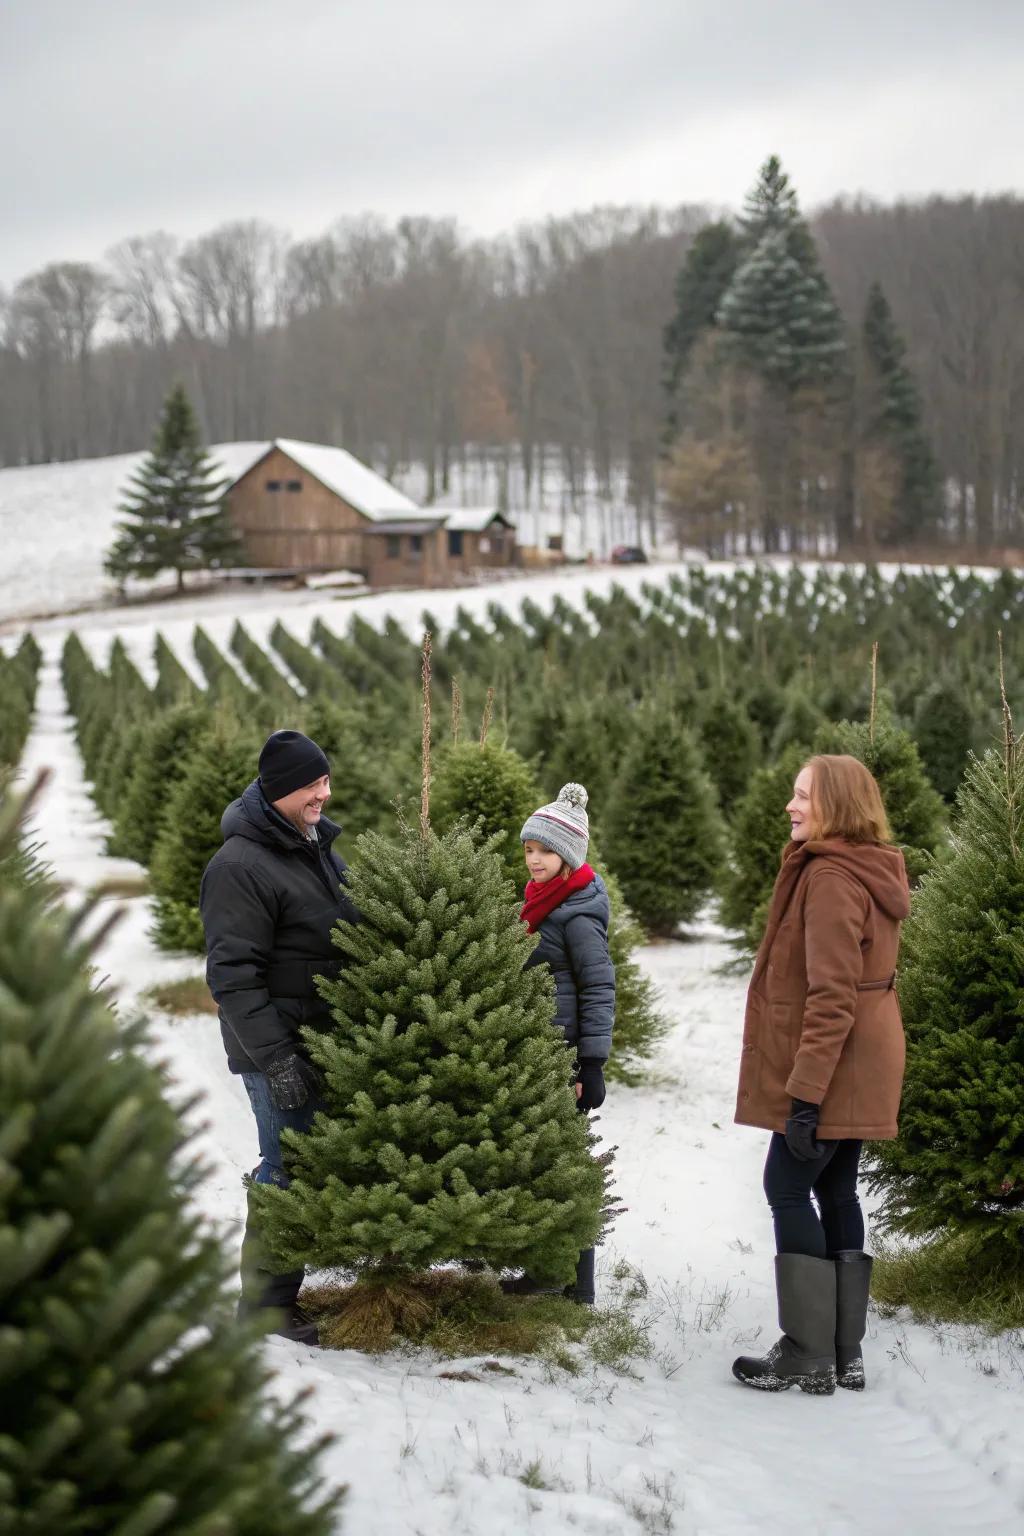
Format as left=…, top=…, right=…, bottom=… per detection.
left=525, top=874, right=615, bottom=1061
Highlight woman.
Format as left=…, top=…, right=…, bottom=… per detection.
left=733, top=754, right=909, bottom=1395
left=503, top=782, right=615, bottom=1305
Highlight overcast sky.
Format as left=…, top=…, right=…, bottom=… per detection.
left=2, top=0, right=1022, bottom=287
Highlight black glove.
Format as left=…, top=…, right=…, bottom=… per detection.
left=576, top=1060, right=606, bottom=1113
left=264, top=1052, right=323, bottom=1112
left=785, top=1098, right=826, bottom=1162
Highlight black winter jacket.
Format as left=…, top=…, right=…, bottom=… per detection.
left=524, top=874, right=615, bottom=1062
left=199, top=780, right=359, bottom=1074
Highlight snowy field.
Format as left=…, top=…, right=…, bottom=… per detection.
left=9, top=567, right=1024, bottom=1536
left=0, top=444, right=668, bottom=627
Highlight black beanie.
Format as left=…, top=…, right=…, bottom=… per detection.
left=258, top=730, right=330, bottom=801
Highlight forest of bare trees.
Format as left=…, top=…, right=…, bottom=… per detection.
left=2, top=191, right=1023, bottom=553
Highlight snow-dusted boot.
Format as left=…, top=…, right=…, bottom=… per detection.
left=834, top=1250, right=872, bottom=1391
left=732, top=1254, right=837, bottom=1395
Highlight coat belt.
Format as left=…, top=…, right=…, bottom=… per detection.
left=856, top=972, right=896, bottom=992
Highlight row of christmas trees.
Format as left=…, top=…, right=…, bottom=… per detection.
left=0, top=633, right=41, bottom=771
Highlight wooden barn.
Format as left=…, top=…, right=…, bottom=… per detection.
left=224, top=441, right=517, bottom=588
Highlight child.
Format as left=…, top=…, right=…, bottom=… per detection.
left=512, top=782, right=615, bottom=1304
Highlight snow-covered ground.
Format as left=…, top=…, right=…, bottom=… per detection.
left=0, top=443, right=674, bottom=627
left=10, top=581, right=1024, bottom=1536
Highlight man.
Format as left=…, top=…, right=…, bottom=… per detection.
left=200, top=728, right=358, bottom=1345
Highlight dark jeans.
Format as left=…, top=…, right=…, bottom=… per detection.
left=763, top=1133, right=864, bottom=1259
left=239, top=1071, right=322, bottom=1309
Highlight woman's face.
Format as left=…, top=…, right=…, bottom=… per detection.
left=786, top=766, right=815, bottom=842
left=524, top=840, right=563, bottom=883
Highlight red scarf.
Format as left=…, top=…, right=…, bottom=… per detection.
left=520, top=863, right=596, bottom=933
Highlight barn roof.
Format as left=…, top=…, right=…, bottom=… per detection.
left=237, top=438, right=424, bottom=522
left=441, top=506, right=515, bottom=532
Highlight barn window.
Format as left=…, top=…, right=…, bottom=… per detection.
left=409, top=534, right=424, bottom=557
left=447, top=530, right=464, bottom=558
left=286, top=479, right=302, bottom=492
left=386, top=535, right=401, bottom=559
left=265, top=479, right=282, bottom=492
left=479, top=537, right=491, bottom=554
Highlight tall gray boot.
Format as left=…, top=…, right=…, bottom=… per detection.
left=732, top=1254, right=837, bottom=1395
left=834, top=1250, right=872, bottom=1391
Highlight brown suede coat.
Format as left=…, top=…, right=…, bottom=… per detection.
left=735, top=838, right=910, bottom=1140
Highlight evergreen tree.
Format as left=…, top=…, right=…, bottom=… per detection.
left=662, top=221, right=740, bottom=431
left=812, top=714, right=946, bottom=881
left=0, top=781, right=338, bottom=1533
left=716, top=226, right=848, bottom=393
left=598, top=861, right=669, bottom=1084
left=770, top=685, right=827, bottom=758
left=150, top=717, right=261, bottom=951
left=913, top=680, right=976, bottom=803
left=111, top=701, right=212, bottom=866
left=300, top=695, right=407, bottom=839
left=738, top=153, right=801, bottom=243
left=861, top=281, right=942, bottom=544
left=866, top=742, right=1024, bottom=1269
left=105, top=383, right=242, bottom=592
left=603, top=705, right=724, bottom=935
left=431, top=737, right=542, bottom=893
left=252, top=823, right=605, bottom=1287
left=719, top=744, right=808, bottom=951
left=696, top=689, right=760, bottom=813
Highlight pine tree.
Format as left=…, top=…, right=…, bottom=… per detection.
left=696, top=689, right=761, bottom=814
left=105, top=383, right=242, bottom=592
left=150, top=716, right=261, bottom=951
left=770, top=685, right=827, bottom=758
left=716, top=226, right=848, bottom=394
left=111, top=701, right=212, bottom=866
left=662, top=221, right=740, bottom=432
left=866, top=741, right=1024, bottom=1269
left=431, top=737, right=542, bottom=894
left=719, top=744, right=808, bottom=951
left=0, top=779, right=339, bottom=1533
left=738, top=153, right=801, bottom=243
left=812, top=714, right=946, bottom=881
left=913, top=680, right=976, bottom=803
left=603, top=705, right=724, bottom=935
left=251, top=822, right=605, bottom=1287
left=598, top=861, right=669, bottom=1084
left=861, top=281, right=942, bottom=545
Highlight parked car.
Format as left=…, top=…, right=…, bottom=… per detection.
left=610, top=545, right=648, bottom=564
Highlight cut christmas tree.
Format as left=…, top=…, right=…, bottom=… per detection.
left=252, top=820, right=607, bottom=1327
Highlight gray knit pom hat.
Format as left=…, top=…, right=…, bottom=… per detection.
left=520, top=782, right=590, bottom=871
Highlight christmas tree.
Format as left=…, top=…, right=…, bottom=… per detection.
left=105, top=382, right=241, bottom=593
left=252, top=640, right=606, bottom=1316
left=0, top=778, right=338, bottom=1533
left=253, top=821, right=605, bottom=1290
left=719, top=744, right=808, bottom=951
left=860, top=281, right=942, bottom=545
left=866, top=733, right=1024, bottom=1273
left=150, top=715, right=261, bottom=951
left=812, top=712, right=945, bottom=882
left=912, top=679, right=976, bottom=803
left=111, top=700, right=211, bottom=866
left=696, top=688, right=761, bottom=813
left=603, top=703, right=723, bottom=935
left=662, top=221, right=740, bottom=432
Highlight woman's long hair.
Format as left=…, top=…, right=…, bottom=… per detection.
left=804, top=754, right=892, bottom=844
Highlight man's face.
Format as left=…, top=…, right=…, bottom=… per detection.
left=273, top=775, right=331, bottom=832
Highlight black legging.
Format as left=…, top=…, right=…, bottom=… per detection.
left=763, top=1134, right=864, bottom=1258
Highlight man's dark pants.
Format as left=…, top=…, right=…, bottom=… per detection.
left=239, top=1070, right=322, bottom=1311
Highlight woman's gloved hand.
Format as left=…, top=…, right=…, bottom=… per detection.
left=785, top=1098, right=827, bottom=1161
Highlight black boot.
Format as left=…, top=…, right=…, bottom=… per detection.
left=237, top=1297, right=320, bottom=1345
left=564, top=1247, right=595, bottom=1306
left=834, top=1250, right=872, bottom=1390
left=733, top=1254, right=837, bottom=1395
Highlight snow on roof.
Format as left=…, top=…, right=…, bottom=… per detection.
left=267, top=439, right=422, bottom=522
left=441, top=506, right=512, bottom=533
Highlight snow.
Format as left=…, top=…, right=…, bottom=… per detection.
left=8, top=575, right=1024, bottom=1535
left=0, top=442, right=267, bottom=623
left=270, top=439, right=429, bottom=522
left=441, top=507, right=509, bottom=533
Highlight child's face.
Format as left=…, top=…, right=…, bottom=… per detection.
left=524, top=840, right=563, bottom=884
